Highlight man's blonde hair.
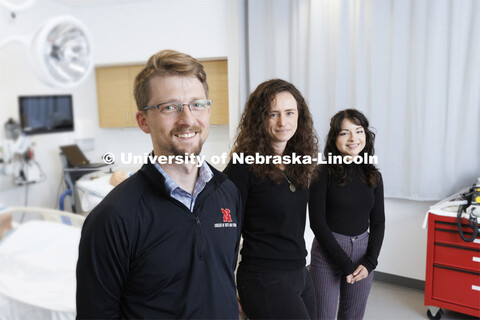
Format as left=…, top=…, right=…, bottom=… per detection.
left=134, top=49, right=208, bottom=110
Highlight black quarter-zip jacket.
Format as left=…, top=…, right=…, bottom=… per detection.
left=76, top=161, right=242, bottom=319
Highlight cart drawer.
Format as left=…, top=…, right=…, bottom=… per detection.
left=435, top=219, right=479, bottom=233
left=432, top=266, right=480, bottom=309
left=434, top=245, right=480, bottom=272
left=435, top=229, right=480, bottom=250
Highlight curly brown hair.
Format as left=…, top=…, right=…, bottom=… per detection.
left=133, top=49, right=208, bottom=110
left=231, top=79, right=318, bottom=189
left=322, top=108, right=380, bottom=187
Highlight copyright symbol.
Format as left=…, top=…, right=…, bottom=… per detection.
left=102, top=152, right=115, bottom=165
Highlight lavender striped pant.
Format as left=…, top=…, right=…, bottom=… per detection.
left=309, top=231, right=373, bottom=320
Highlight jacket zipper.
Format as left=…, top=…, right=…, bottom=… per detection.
left=168, top=193, right=208, bottom=260
left=194, top=214, right=207, bottom=260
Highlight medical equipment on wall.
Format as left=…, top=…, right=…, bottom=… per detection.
left=0, top=119, right=45, bottom=185
left=0, top=0, right=93, bottom=88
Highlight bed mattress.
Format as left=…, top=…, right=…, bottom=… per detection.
left=0, top=220, right=80, bottom=320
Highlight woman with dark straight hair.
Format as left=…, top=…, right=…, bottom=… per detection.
left=224, top=79, right=318, bottom=319
left=309, top=108, right=385, bottom=320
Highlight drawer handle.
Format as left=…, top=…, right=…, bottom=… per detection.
left=473, top=285, right=480, bottom=292
left=474, top=257, right=480, bottom=263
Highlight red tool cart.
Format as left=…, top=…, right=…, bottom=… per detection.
left=424, top=212, right=480, bottom=319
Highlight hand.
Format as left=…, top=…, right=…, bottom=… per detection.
left=238, top=297, right=244, bottom=320
left=346, top=265, right=368, bottom=284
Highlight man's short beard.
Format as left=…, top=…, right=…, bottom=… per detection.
left=170, top=145, right=203, bottom=157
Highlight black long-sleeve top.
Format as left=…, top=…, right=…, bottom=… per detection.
left=309, top=165, right=385, bottom=275
left=224, top=161, right=308, bottom=270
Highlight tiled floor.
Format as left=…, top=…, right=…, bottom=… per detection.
left=364, top=281, right=478, bottom=319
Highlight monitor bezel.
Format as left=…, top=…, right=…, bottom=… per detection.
left=18, top=94, right=74, bottom=135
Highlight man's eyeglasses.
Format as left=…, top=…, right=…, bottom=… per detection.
left=140, top=99, right=212, bottom=115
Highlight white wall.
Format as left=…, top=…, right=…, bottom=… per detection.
left=0, top=0, right=442, bottom=281
left=378, top=199, right=434, bottom=280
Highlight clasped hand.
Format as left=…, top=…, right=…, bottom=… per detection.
left=346, top=264, right=368, bottom=284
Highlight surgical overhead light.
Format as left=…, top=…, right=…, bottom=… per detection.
left=0, top=15, right=93, bottom=88
left=31, top=15, right=94, bottom=88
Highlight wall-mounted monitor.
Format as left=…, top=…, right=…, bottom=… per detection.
left=19, top=95, right=74, bottom=135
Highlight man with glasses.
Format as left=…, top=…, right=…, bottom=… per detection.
left=76, top=49, right=242, bottom=319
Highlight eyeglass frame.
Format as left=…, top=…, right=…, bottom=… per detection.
left=140, top=99, right=213, bottom=114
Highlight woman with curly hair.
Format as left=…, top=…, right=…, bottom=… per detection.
left=309, top=109, right=385, bottom=320
left=224, top=79, right=318, bottom=319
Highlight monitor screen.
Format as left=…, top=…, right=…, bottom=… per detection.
left=19, top=95, right=74, bottom=135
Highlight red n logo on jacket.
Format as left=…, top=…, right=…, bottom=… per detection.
left=221, top=208, right=232, bottom=222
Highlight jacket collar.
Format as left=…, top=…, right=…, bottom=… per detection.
left=137, top=153, right=227, bottom=198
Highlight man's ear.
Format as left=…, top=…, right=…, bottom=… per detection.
left=136, top=111, right=151, bottom=133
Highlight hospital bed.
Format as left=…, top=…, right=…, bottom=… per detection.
left=75, top=170, right=115, bottom=212
left=0, top=206, right=85, bottom=320
left=69, top=167, right=137, bottom=213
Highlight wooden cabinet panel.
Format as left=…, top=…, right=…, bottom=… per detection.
left=128, top=65, right=145, bottom=112
left=96, top=59, right=228, bottom=128
left=202, top=60, right=229, bottom=124
left=96, top=66, right=132, bottom=127
left=96, top=65, right=140, bottom=128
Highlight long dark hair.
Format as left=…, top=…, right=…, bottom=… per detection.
left=231, top=79, right=318, bottom=189
left=323, top=108, right=380, bottom=187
